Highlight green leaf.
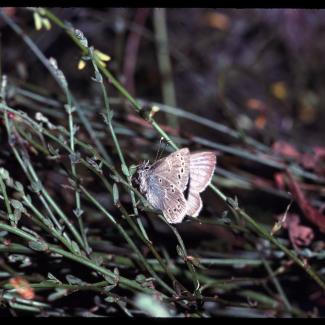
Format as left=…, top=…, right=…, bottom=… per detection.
left=47, top=273, right=62, bottom=284
left=10, top=199, right=24, bottom=211
left=134, top=294, right=171, bottom=317
left=112, top=183, right=119, bottom=205
left=176, top=245, right=185, bottom=258
left=28, top=240, right=48, bottom=252
left=121, top=163, right=130, bottom=177
left=66, top=274, right=83, bottom=285
left=135, top=274, right=146, bottom=283
left=0, top=168, right=9, bottom=180
left=14, top=181, right=24, bottom=193
left=48, top=288, right=68, bottom=302
left=70, top=240, right=81, bottom=256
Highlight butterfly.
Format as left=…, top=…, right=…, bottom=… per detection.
left=136, top=148, right=216, bottom=224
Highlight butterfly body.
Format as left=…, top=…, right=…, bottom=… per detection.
left=137, top=148, right=216, bottom=224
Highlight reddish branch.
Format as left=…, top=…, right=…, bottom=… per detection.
left=123, top=8, right=151, bottom=95
left=286, top=171, right=325, bottom=233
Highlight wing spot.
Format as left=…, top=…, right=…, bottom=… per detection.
left=178, top=174, right=181, bottom=179
left=159, top=178, right=162, bottom=183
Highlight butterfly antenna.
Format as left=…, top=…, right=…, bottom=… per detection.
left=154, top=137, right=164, bottom=162
left=158, top=137, right=171, bottom=160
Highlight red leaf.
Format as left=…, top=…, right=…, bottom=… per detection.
left=274, top=172, right=286, bottom=191
left=283, top=214, right=314, bottom=248
left=272, top=141, right=301, bottom=160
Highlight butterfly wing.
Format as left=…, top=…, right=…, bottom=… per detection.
left=186, top=151, right=216, bottom=217
left=146, top=173, right=187, bottom=224
left=189, top=151, right=216, bottom=193
left=186, top=190, right=203, bottom=217
left=151, top=148, right=190, bottom=191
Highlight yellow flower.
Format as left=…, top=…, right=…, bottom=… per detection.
left=42, top=18, right=51, bottom=31
left=78, top=59, right=86, bottom=70
left=33, top=12, right=42, bottom=31
left=271, top=81, right=287, bottom=101
left=94, top=49, right=111, bottom=68
left=33, top=10, right=52, bottom=31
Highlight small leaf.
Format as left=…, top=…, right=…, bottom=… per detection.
left=10, top=199, right=24, bottom=211
left=105, top=296, right=116, bottom=303
left=112, top=183, right=119, bottom=205
left=104, top=285, right=116, bottom=293
left=66, top=274, right=83, bottom=285
left=43, top=218, right=54, bottom=229
left=94, top=70, right=103, bottom=83
left=74, top=29, right=88, bottom=48
left=48, top=288, right=68, bottom=302
left=0, top=231, right=8, bottom=237
left=114, top=267, right=119, bottom=277
left=28, top=240, right=48, bottom=252
left=13, top=209, right=22, bottom=225
left=14, top=181, right=24, bottom=193
left=121, top=164, right=130, bottom=177
left=8, top=213, right=19, bottom=226
left=176, top=245, right=185, bottom=258
left=42, top=17, right=51, bottom=30
left=128, top=165, right=138, bottom=177
left=73, top=208, right=84, bottom=219
left=70, top=240, right=81, bottom=256
left=0, top=168, right=9, bottom=180
left=135, top=274, right=146, bottom=284
left=47, top=273, right=62, bottom=284
left=227, top=196, right=239, bottom=209
left=30, top=181, right=42, bottom=194
left=134, top=294, right=170, bottom=317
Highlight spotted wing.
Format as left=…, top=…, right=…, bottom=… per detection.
left=145, top=173, right=187, bottom=224
left=150, top=148, right=190, bottom=191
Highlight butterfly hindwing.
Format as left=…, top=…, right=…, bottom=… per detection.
left=186, top=189, right=203, bottom=217
left=146, top=173, right=187, bottom=223
left=186, top=151, right=216, bottom=218
left=189, top=151, right=216, bottom=193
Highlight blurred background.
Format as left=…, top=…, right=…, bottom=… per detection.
left=2, top=8, right=325, bottom=146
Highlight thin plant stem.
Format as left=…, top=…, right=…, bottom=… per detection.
left=153, top=8, right=179, bottom=129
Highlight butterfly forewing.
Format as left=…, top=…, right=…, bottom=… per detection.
left=151, top=148, right=190, bottom=191
left=146, top=173, right=187, bottom=223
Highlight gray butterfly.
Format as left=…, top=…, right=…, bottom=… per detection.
left=137, top=148, right=216, bottom=224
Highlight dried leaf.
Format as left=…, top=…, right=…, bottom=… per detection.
left=284, top=213, right=314, bottom=249
left=9, top=276, right=35, bottom=300
left=286, top=172, right=325, bottom=233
